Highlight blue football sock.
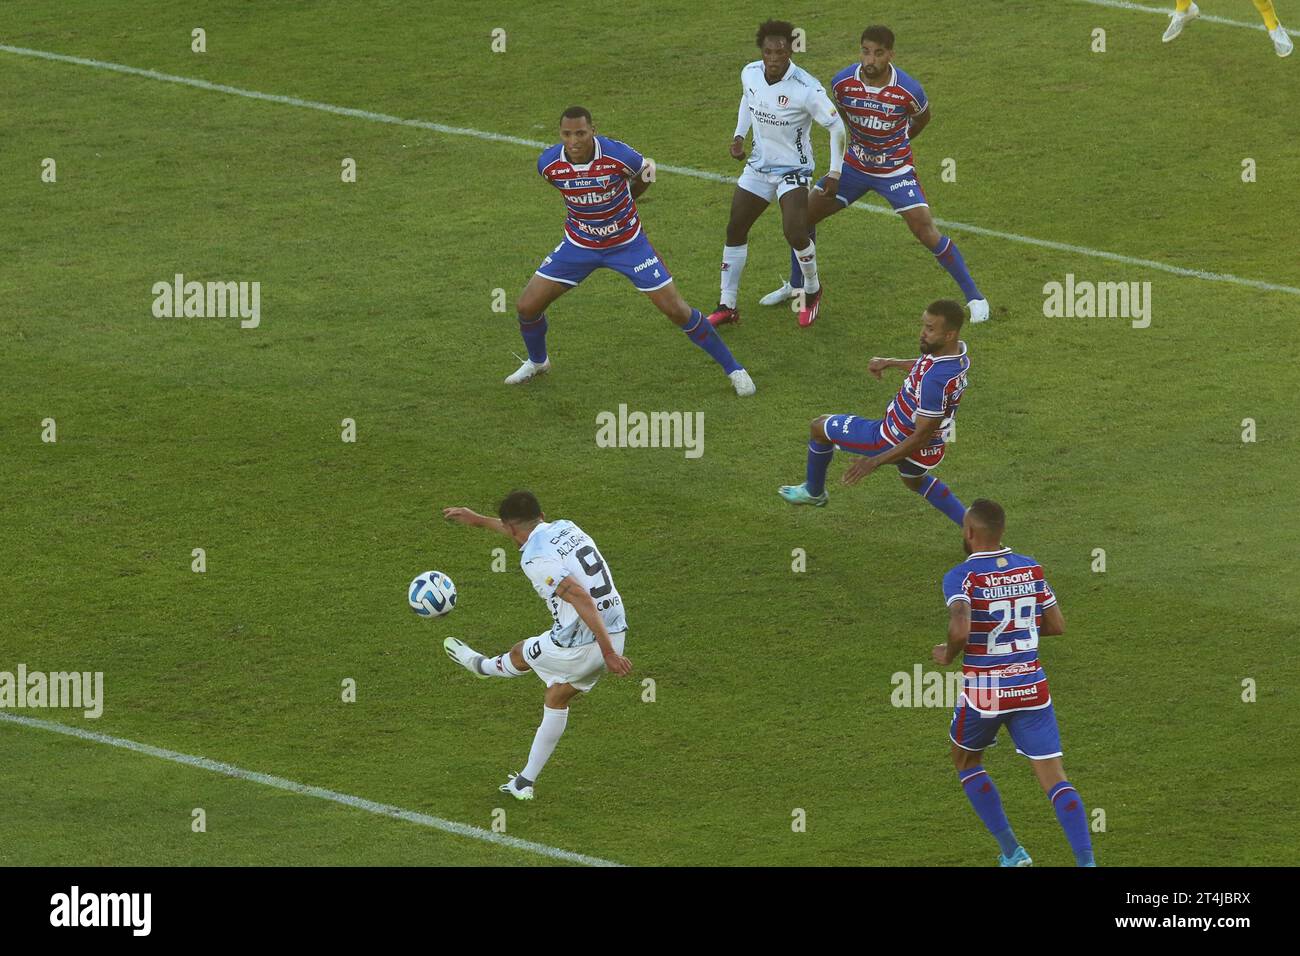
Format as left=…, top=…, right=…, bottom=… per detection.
left=518, top=312, right=548, bottom=364
left=913, top=475, right=966, bottom=526
left=682, top=309, right=741, bottom=374
left=788, top=226, right=815, bottom=289
left=805, top=440, right=834, bottom=496
left=959, top=767, right=1020, bottom=856
left=930, top=235, right=981, bottom=302
left=1048, top=781, right=1095, bottom=867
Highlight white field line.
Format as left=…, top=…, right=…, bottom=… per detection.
left=0, top=712, right=623, bottom=867
left=1071, top=0, right=1299, bottom=34
left=1, top=42, right=1297, bottom=298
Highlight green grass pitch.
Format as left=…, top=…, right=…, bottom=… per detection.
left=1, top=0, right=1296, bottom=866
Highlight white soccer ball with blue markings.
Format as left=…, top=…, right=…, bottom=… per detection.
left=409, top=571, right=457, bottom=618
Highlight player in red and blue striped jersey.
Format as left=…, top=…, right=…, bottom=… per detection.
left=760, top=26, right=990, bottom=324
left=936, top=499, right=1096, bottom=867
left=506, top=106, right=755, bottom=397
left=778, top=299, right=969, bottom=525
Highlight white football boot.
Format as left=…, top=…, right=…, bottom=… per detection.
left=968, top=298, right=991, bottom=324
left=760, top=279, right=797, bottom=306
left=729, top=368, right=756, bottom=397
left=504, top=357, right=551, bottom=385
left=443, top=637, right=489, bottom=680
left=1271, top=24, right=1294, bottom=57
left=1162, top=3, right=1199, bottom=42
left=499, top=772, right=535, bottom=801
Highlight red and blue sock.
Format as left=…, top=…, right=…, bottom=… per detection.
left=518, top=312, right=548, bottom=364
left=959, top=766, right=1021, bottom=857
left=931, top=236, right=980, bottom=302
left=1048, top=781, right=1095, bottom=866
left=682, top=309, right=741, bottom=374
left=913, top=474, right=966, bottom=526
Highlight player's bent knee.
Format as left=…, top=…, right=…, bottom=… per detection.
left=811, top=416, right=831, bottom=441
left=509, top=642, right=531, bottom=672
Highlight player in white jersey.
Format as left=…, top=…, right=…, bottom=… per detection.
left=441, top=490, right=631, bottom=801
left=707, top=19, right=846, bottom=330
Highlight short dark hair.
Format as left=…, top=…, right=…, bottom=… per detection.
left=861, top=25, right=895, bottom=49
left=927, top=298, right=966, bottom=331
left=967, top=499, right=1006, bottom=536
left=756, top=19, right=796, bottom=49
left=498, top=490, right=542, bottom=524
left=560, top=105, right=592, bottom=125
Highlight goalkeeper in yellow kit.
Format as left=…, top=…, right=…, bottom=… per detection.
left=1164, top=1, right=1293, bottom=55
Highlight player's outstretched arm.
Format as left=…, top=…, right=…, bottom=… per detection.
left=934, top=599, right=971, bottom=665
left=554, top=576, right=632, bottom=676
left=1041, top=602, right=1066, bottom=636
left=441, top=507, right=510, bottom=536
left=867, top=356, right=915, bottom=379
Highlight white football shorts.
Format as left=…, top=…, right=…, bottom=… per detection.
left=737, top=165, right=811, bottom=203
left=522, top=630, right=628, bottom=692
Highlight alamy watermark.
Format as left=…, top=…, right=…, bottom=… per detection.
left=152, top=273, right=260, bottom=328
left=1042, top=273, right=1150, bottom=328
left=50, top=886, right=150, bottom=936
left=595, top=404, right=703, bottom=459
left=1, top=665, right=103, bottom=718
left=891, top=664, right=1028, bottom=711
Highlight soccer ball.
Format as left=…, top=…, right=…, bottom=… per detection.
left=409, top=571, right=457, bottom=618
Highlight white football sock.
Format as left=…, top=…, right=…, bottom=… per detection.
left=720, top=243, right=748, bottom=309
left=522, top=706, right=569, bottom=780
left=479, top=652, right=525, bottom=678
left=794, top=241, right=820, bottom=295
